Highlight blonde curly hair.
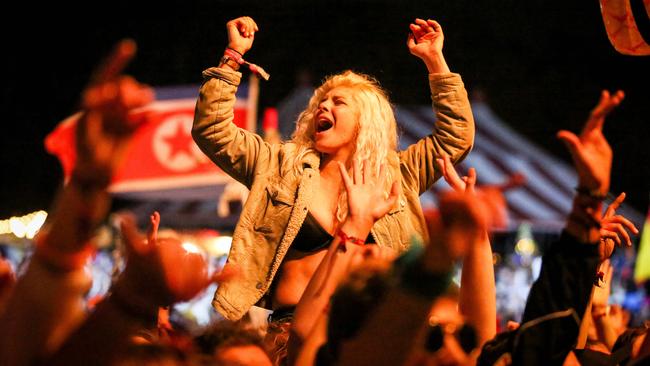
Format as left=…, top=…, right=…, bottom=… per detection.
left=291, top=70, right=399, bottom=222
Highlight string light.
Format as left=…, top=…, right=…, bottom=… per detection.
left=0, top=210, right=48, bottom=239
left=204, top=236, right=232, bottom=257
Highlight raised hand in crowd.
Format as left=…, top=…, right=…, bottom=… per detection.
left=557, top=90, right=624, bottom=198
left=226, top=16, right=258, bottom=55
left=436, top=155, right=499, bottom=350
left=577, top=192, right=638, bottom=351
left=337, top=160, right=400, bottom=240
left=45, top=211, right=235, bottom=366
left=113, top=212, right=233, bottom=310
left=557, top=90, right=624, bottom=246
left=437, top=153, right=516, bottom=230
left=588, top=260, right=622, bottom=351
left=76, top=39, right=154, bottom=182
left=599, top=192, right=639, bottom=257
left=479, top=90, right=630, bottom=366
left=407, top=18, right=450, bottom=74
left=0, top=39, right=153, bottom=366
left=44, top=39, right=154, bottom=258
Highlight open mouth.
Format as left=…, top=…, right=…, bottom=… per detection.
left=317, top=120, right=333, bottom=132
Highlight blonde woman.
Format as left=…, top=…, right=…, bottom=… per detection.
left=192, top=16, right=474, bottom=327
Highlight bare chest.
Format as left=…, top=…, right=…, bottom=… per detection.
left=307, top=179, right=340, bottom=235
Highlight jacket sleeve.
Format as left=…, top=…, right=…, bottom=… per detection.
left=398, top=72, right=475, bottom=194
left=504, top=232, right=601, bottom=365
left=521, top=231, right=600, bottom=323
left=192, top=67, right=273, bottom=188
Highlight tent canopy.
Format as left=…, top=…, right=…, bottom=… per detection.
left=397, top=101, right=643, bottom=232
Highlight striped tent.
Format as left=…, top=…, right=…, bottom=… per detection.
left=396, top=101, right=644, bottom=233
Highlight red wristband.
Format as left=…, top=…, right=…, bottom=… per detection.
left=337, top=229, right=365, bottom=247
left=222, top=48, right=271, bottom=81
left=224, top=48, right=245, bottom=64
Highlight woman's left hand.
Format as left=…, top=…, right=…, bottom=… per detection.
left=338, top=160, right=399, bottom=231
left=407, top=18, right=450, bottom=73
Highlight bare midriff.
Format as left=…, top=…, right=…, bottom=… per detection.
left=271, top=248, right=328, bottom=309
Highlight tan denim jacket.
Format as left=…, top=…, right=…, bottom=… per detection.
left=192, top=67, right=474, bottom=320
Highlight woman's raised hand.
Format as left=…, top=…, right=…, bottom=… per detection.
left=226, top=16, right=258, bottom=55
left=338, top=160, right=399, bottom=231
left=407, top=18, right=450, bottom=73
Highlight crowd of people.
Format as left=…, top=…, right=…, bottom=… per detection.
left=0, top=15, right=646, bottom=366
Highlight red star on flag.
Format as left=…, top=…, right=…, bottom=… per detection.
left=164, top=121, right=194, bottom=160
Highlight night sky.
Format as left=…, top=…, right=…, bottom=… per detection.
left=1, top=1, right=649, bottom=218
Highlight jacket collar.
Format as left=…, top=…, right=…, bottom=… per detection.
left=302, top=150, right=321, bottom=171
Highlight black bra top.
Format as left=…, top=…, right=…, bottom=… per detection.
left=291, top=212, right=375, bottom=253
